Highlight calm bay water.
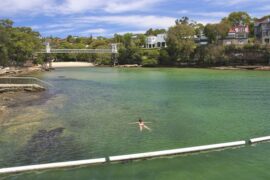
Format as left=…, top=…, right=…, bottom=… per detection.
left=1, top=67, right=270, bottom=179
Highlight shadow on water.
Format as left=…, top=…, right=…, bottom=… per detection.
left=6, top=128, right=85, bottom=167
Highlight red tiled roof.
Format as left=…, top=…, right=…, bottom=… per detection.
left=229, top=28, right=236, bottom=33
left=228, top=25, right=249, bottom=33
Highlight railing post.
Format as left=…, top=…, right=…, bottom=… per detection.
left=46, top=42, right=51, bottom=53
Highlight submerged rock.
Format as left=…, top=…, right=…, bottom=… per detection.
left=7, top=127, right=84, bottom=166
left=0, top=106, right=6, bottom=110
left=27, top=127, right=65, bottom=151
left=0, top=106, right=7, bottom=113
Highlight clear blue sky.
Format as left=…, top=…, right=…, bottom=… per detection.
left=1, top=0, right=269, bottom=37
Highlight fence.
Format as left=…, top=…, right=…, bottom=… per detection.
left=1, top=135, right=270, bottom=174
left=0, top=77, right=52, bottom=88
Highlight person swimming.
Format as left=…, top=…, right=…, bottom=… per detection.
left=130, top=118, right=152, bottom=131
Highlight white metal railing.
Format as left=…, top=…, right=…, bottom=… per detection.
left=0, top=77, right=53, bottom=88
left=38, top=49, right=116, bottom=54
left=1, top=136, right=270, bottom=174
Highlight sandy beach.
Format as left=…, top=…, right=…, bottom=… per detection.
left=52, top=62, right=95, bottom=68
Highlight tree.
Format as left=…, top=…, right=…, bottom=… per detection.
left=159, top=48, right=171, bottom=65
left=175, top=17, right=189, bottom=25
left=122, top=33, right=133, bottom=47
left=145, top=28, right=166, bottom=36
left=118, top=46, right=142, bottom=64
left=223, top=12, right=252, bottom=37
left=90, top=39, right=108, bottom=48
left=204, top=24, right=217, bottom=43
left=0, top=19, right=12, bottom=66
left=0, top=19, right=13, bottom=28
left=114, top=33, right=143, bottom=64
left=203, top=45, right=227, bottom=65
left=0, top=26, right=10, bottom=46
left=145, top=28, right=154, bottom=36
left=141, top=49, right=159, bottom=66
left=113, top=34, right=123, bottom=43
left=194, top=23, right=205, bottom=36
left=249, top=19, right=255, bottom=38
left=133, top=34, right=146, bottom=47
left=0, top=46, right=8, bottom=66
left=204, top=21, right=230, bottom=44
left=0, top=19, right=42, bottom=66
left=216, top=21, right=231, bottom=38
left=166, top=23, right=196, bottom=63
left=8, top=27, right=42, bottom=64
left=226, top=12, right=251, bottom=25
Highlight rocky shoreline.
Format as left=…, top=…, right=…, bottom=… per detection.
left=211, top=66, right=270, bottom=70
left=0, top=91, right=46, bottom=117
left=0, top=66, right=43, bottom=77
left=0, top=66, right=46, bottom=93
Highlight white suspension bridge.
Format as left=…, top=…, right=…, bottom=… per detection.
left=37, top=43, right=118, bottom=68
left=38, top=43, right=118, bottom=54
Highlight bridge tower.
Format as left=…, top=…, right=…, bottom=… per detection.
left=111, top=43, right=118, bottom=53
left=45, top=42, right=53, bottom=69
left=45, top=42, right=51, bottom=53
left=111, top=43, right=118, bottom=66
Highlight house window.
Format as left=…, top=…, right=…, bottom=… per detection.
left=237, top=34, right=245, bottom=38
left=265, top=39, right=270, bottom=44
left=239, top=27, right=245, bottom=32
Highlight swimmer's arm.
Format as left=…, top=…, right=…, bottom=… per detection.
left=144, top=125, right=152, bottom=131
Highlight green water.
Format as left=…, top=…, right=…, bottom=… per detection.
left=1, top=68, right=270, bottom=179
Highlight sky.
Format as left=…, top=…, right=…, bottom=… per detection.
left=0, top=0, right=269, bottom=37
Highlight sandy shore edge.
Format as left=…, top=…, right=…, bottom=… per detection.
left=52, top=62, right=94, bottom=68
left=211, top=66, right=270, bottom=70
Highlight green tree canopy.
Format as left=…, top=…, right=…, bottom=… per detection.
left=225, top=11, right=251, bottom=25
left=0, top=19, right=42, bottom=66
left=0, top=19, right=13, bottom=28
left=204, top=21, right=230, bottom=43
left=9, top=27, right=42, bottom=64
left=166, top=23, right=196, bottom=62
left=145, top=28, right=166, bottom=36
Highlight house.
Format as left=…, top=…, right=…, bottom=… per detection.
left=221, top=24, right=249, bottom=45
left=254, top=16, right=270, bottom=44
left=145, top=33, right=167, bottom=48
left=195, top=31, right=208, bottom=45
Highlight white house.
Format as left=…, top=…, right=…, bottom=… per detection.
left=255, top=16, right=270, bottom=44
left=145, top=33, right=167, bottom=48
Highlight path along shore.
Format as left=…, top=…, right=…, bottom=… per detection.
left=0, top=66, right=42, bottom=77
